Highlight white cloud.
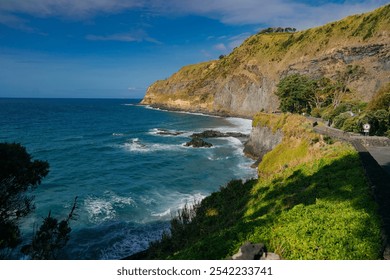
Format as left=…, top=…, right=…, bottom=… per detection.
left=214, top=43, right=227, bottom=52
left=86, top=30, right=161, bottom=44
left=0, top=0, right=143, bottom=18
left=162, top=0, right=389, bottom=29
left=0, top=0, right=388, bottom=30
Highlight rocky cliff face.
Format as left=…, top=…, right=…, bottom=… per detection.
left=141, top=4, right=390, bottom=118
left=243, top=125, right=283, bottom=161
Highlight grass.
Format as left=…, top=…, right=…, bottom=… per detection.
left=146, top=113, right=382, bottom=260
left=143, top=4, right=390, bottom=113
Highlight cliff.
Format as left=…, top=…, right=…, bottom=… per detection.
left=141, top=4, right=390, bottom=118
left=141, top=113, right=383, bottom=260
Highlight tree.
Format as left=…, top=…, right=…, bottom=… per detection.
left=332, top=65, right=364, bottom=108
left=367, top=82, right=390, bottom=111
left=0, top=143, right=49, bottom=249
left=308, top=77, right=334, bottom=109
left=21, top=197, right=78, bottom=260
left=275, top=74, right=316, bottom=114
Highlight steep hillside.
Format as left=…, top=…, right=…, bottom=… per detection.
left=143, top=113, right=382, bottom=260
left=141, top=4, right=390, bottom=118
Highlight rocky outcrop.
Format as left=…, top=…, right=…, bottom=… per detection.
left=244, top=126, right=283, bottom=161
left=141, top=5, right=390, bottom=118
left=156, top=129, right=184, bottom=136
left=230, top=241, right=281, bottom=260
left=190, top=130, right=248, bottom=139
left=185, top=137, right=213, bottom=148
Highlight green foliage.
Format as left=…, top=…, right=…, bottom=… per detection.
left=276, top=74, right=317, bottom=114
left=367, top=82, right=390, bottom=111
left=320, top=82, right=390, bottom=136
left=147, top=115, right=382, bottom=260
left=333, top=112, right=353, bottom=129
left=259, top=27, right=297, bottom=34
left=362, top=110, right=390, bottom=136
left=21, top=197, right=78, bottom=260
left=0, top=143, right=49, bottom=249
left=352, top=5, right=389, bottom=40
left=148, top=179, right=256, bottom=259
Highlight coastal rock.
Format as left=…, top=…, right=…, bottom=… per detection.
left=185, top=137, right=213, bottom=148
left=156, top=129, right=184, bottom=136
left=260, top=252, right=282, bottom=260
left=141, top=5, right=390, bottom=118
left=191, top=130, right=248, bottom=138
left=230, top=242, right=281, bottom=260
left=244, top=125, right=283, bottom=161
left=232, top=242, right=266, bottom=260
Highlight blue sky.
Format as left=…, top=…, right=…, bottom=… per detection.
left=0, top=0, right=388, bottom=98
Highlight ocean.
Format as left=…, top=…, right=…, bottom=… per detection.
left=0, top=98, right=256, bottom=259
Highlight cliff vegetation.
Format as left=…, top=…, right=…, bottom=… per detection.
left=142, top=4, right=390, bottom=118
left=144, top=114, right=382, bottom=259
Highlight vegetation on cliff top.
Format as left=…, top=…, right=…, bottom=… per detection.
left=146, top=114, right=382, bottom=260
left=142, top=4, right=390, bottom=111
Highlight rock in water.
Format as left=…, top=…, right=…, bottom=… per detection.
left=156, top=129, right=184, bottom=136
left=185, top=137, right=213, bottom=148
left=191, top=130, right=248, bottom=138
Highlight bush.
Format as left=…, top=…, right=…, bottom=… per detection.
left=341, top=116, right=360, bottom=133
left=0, top=143, right=49, bottom=250
left=367, top=83, right=390, bottom=111
left=310, top=107, right=324, bottom=118
left=333, top=112, right=352, bottom=129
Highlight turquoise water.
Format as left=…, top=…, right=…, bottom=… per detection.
left=0, top=98, right=256, bottom=259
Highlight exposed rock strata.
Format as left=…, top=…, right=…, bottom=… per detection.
left=141, top=5, right=390, bottom=118
left=244, top=126, right=283, bottom=161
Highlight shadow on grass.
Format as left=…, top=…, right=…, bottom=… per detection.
left=135, top=153, right=382, bottom=260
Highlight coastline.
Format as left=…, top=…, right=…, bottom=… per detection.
left=139, top=102, right=254, bottom=120
left=120, top=102, right=258, bottom=260
left=140, top=101, right=259, bottom=160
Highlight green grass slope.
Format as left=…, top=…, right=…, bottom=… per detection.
left=148, top=114, right=382, bottom=260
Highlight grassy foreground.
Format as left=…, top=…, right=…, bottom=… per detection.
left=148, top=113, right=382, bottom=260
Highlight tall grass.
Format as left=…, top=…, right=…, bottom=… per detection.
left=147, top=114, right=382, bottom=259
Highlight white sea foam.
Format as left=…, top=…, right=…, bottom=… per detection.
left=84, top=197, right=116, bottom=224
left=148, top=128, right=186, bottom=137
left=139, top=196, right=156, bottom=205
left=208, top=155, right=231, bottom=161
left=123, top=138, right=184, bottom=153
left=226, top=117, right=253, bottom=134
left=84, top=192, right=135, bottom=224
left=151, top=208, right=172, bottom=218
left=107, top=191, right=135, bottom=207
left=112, top=133, right=125, bottom=136
left=150, top=192, right=206, bottom=220
left=99, top=224, right=169, bottom=259
left=224, top=136, right=245, bottom=155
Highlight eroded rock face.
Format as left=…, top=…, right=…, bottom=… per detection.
left=141, top=5, right=390, bottom=118
left=244, top=126, right=283, bottom=161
